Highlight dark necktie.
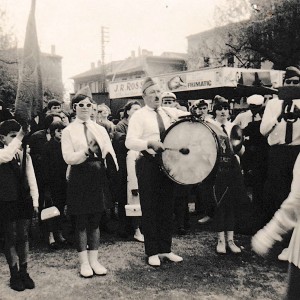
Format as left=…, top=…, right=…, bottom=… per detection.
left=285, top=102, right=293, bottom=144
left=285, top=121, right=293, bottom=144
left=154, top=108, right=166, bottom=140
left=221, top=124, right=228, bottom=136
left=83, top=122, right=102, bottom=158
left=83, top=122, right=90, bottom=146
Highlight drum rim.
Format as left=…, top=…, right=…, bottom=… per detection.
left=159, top=117, right=221, bottom=185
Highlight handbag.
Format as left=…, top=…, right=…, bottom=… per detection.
left=125, top=204, right=142, bottom=217
left=41, top=206, right=60, bottom=221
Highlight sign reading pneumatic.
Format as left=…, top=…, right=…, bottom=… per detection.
left=108, top=67, right=283, bottom=99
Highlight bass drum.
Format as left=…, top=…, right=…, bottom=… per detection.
left=160, top=118, right=221, bottom=185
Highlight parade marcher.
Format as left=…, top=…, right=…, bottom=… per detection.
left=252, top=153, right=300, bottom=300
left=260, top=66, right=300, bottom=260
left=192, top=99, right=211, bottom=121
left=61, top=86, right=118, bottom=278
left=234, top=94, right=269, bottom=226
left=28, top=113, right=62, bottom=248
left=0, top=100, right=13, bottom=122
left=46, top=99, right=62, bottom=115
left=60, top=110, right=70, bottom=127
left=160, top=91, right=187, bottom=111
left=113, top=100, right=144, bottom=241
left=126, top=77, right=188, bottom=267
left=207, top=96, right=246, bottom=254
left=43, top=120, right=68, bottom=248
left=97, top=104, right=115, bottom=139
left=161, top=92, right=191, bottom=235
left=190, top=99, right=215, bottom=224
left=90, top=103, right=98, bottom=122
left=0, top=120, right=39, bottom=291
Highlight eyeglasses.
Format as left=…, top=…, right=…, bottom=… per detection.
left=77, top=103, right=92, bottom=108
left=285, top=79, right=300, bottom=85
left=216, top=106, right=229, bottom=111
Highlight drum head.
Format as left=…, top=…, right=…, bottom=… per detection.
left=161, top=119, right=218, bottom=185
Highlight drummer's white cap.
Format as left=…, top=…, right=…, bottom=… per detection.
left=247, top=94, right=264, bottom=105
left=160, top=91, right=176, bottom=101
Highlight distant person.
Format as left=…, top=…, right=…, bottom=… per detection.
left=190, top=99, right=215, bottom=225
left=191, top=99, right=211, bottom=121
left=28, top=113, right=62, bottom=248
left=260, top=66, right=300, bottom=261
left=161, top=91, right=187, bottom=111
left=234, top=94, right=269, bottom=225
left=0, top=120, right=39, bottom=292
left=60, top=110, right=70, bottom=127
left=261, top=66, right=300, bottom=221
left=46, top=99, right=62, bottom=115
left=0, top=100, right=13, bottom=122
left=97, top=104, right=115, bottom=139
left=113, top=100, right=144, bottom=241
left=160, top=92, right=190, bottom=234
left=90, top=103, right=98, bottom=122
left=43, top=120, right=68, bottom=249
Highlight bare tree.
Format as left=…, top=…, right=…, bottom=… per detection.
left=0, top=8, right=18, bottom=107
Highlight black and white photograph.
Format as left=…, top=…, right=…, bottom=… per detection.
left=1, top=0, right=300, bottom=299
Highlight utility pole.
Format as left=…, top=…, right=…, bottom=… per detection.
left=101, top=26, right=109, bottom=93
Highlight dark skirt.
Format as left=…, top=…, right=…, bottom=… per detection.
left=0, top=200, right=33, bottom=222
left=67, top=157, right=106, bottom=215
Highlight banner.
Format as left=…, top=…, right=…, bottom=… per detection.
left=108, top=78, right=144, bottom=99
left=15, top=0, right=43, bottom=125
left=108, top=67, right=284, bottom=99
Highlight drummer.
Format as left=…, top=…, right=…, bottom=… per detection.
left=125, top=77, right=188, bottom=267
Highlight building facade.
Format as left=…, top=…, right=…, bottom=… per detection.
left=0, top=45, right=63, bottom=104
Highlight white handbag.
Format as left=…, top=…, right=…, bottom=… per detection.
left=41, top=206, right=60, bottom=221
left=125, top=204, right=142, bottom=217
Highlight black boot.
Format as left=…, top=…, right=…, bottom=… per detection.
left=19, top=263, right=35, bottom=289
left=9, top=265, right=25, bottom=292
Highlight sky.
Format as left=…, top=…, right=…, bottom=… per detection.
left=1, top=0, right=220, bottom=92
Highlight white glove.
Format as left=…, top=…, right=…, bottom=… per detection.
left=251, top=229, right=275, bottom=256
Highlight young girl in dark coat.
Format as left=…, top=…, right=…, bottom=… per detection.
left=0, top=120, right=39, bottom=292
left=43, top=120, right=68, bottom=247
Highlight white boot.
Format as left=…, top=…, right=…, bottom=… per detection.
left=134, top=228, right=144, bottom=242
left=227, top=231, right=241, bottom=254
left=216, top=231, right=226, bottom=254
left=78, top=251, right=93, bottom=278
left=88, top=250, right=107, bottom=276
